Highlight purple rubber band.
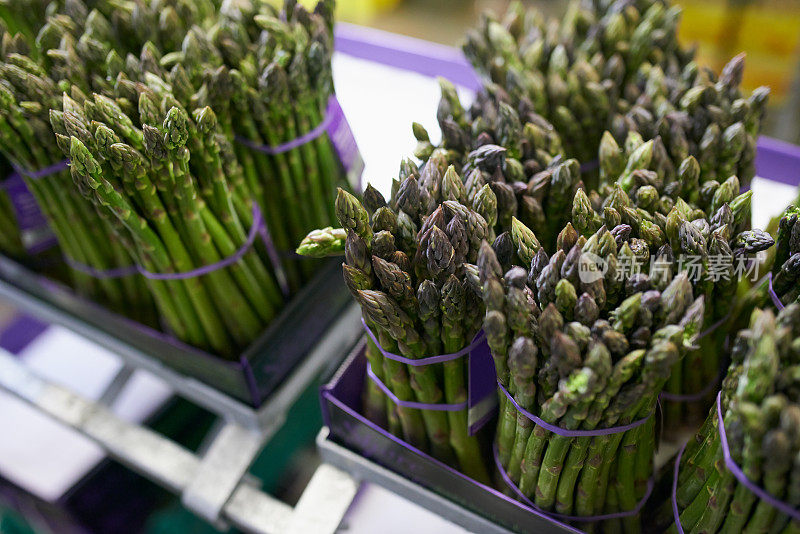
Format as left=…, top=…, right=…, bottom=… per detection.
left=671, top=393, right=800, bottom=532
left=64, top=259, right=139, bottom=279
left=715, top=392, right=800, bottom=521
left=671, top=443, right=687, bottom=534
left=67, top=204, right=273, bottom=281
left=498, top=380, right=654, bottom=437
left=659, top=370, right=722, bottom=403
left=361, top=317, right=486, bottom=366
left=235, top=97, right=337, bottom=155
left=366, top=362, right=468, bottom=411
left=769, top=272, right=785, bottom=311
left=11, top=159, right=69, bottom=179
left=696, top=312, right=731, bottom=341
left=580, top=159, right=600, bottom=173
left=493, top=443, right=655, bottom=522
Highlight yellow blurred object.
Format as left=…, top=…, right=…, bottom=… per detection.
left=286, top=0, right=402, bottom=24
left=677, top=0, right=800, bottom=103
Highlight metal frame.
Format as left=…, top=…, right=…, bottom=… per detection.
left=317, top=428, right=515, bottom=534
left=0, top=286, right=363, bottom=532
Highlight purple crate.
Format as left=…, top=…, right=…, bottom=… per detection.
left=0, top=254, right=351, bottom=407
left=321, top=343, right=583, bottom=534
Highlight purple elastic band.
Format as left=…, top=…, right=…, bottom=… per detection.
left=671, top=443, right=687, bottom=534
left=493, top=443, right=655, bottom=522
left=671, top=393, right=800, bottom=533
left=64, top=258, right=139, bottom=279
left=696, top=312, right=732, bottom=341
left=11, top=159, right=69, bottom=179
left=235, top=97, right=337, bottom=155
left=768, top=272, right=785, bottom=311
left=580, top=160, right=600, bottom=173
left=67, top=204, right=279, bottom=283
left=715, top=392, right=800, bottom=521
left=498, top=380, right=653, bottom=437
left=361, top=317, right=486, bottom=366
left=659, top=369, right=722, bottom=403
left=366, top=362, right=468, bottom=412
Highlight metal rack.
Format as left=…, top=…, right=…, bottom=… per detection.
left=317, top=429, right=514, bottom=534
left=0, top=276, right=364, bottom=533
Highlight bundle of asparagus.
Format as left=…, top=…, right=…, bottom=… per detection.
left=610, top=53, right=769, bottom=192
left=0, top=36, right=153, bottom=319
left=461, top=0, right=767, bottom=191
left=0, top=0, right=352, bottom=337
left=571, top=130, right=774, bottom=425
left=462, top=0, right=691, bottom=165
left=59, top=74, right=283, bottom=356
left=412, top=80, right=579, bottom=250
left=479, top=220, right=705, bottom=532
left=25, top=0, right=346, bottom=292
left=0, top=0, right=223, bottom=314
left=653, top=304, right=800, bottom=533
left=298, top=160, right=496, bottom=482
left=162, top=0, right=345, bottom=290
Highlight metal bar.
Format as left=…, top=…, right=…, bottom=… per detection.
left=182, top=423, right=266, bottom=525
left=0, top=278, right=361, bottom=430
left=0, top=350, right=292, bottom=534
left=282, top=464, right=358, bottom=534
left=317, top=428, right=514, bottom=534
left=97, top=363, right=135, bottom=406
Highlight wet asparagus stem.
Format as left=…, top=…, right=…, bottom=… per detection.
left=654, top=304, right=800, bottom=534
left=479, top=220, right=704, bottom=531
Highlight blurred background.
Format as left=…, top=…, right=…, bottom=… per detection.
left=336, top=0, right=800, bottom=143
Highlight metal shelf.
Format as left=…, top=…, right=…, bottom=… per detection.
left=0, top=299, right=364, bottom=532
left=317, top=428, right=514, bottom=534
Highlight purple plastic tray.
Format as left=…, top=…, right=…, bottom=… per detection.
left=321, top=343, right=583, bottom=534
left=0, top=254, right=351, bottom=408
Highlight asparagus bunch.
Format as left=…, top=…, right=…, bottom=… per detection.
left=653, top=304, right=800, bottom=534
left=0, top=34, right=155, bottom=319
left=462, top=0, right=692, bottom=165
left=298, top=161, right=495, bottom=482
left=58, top=72, right=283, bottom=356
left=28, top=0, right=345, bottom=292
left=479, top=220, right=704, bottom=532
left=159, top=0, right=345, bottom=290
left=610, top=53, right=769, bottom=191
left=414, top=81, right=578, bottom=249
left=462, top=1, right=767, bottom=191
left=572, top=132, right=775, bottom=425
